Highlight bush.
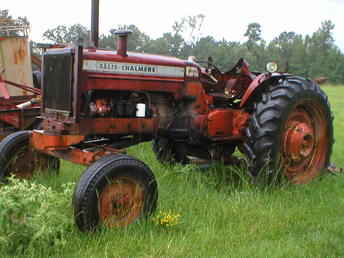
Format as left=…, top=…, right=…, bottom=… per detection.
left=0, top=177, right=74, bottom=255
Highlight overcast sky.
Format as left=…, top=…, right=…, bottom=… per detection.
left=2, top=0, right=344, bottom=51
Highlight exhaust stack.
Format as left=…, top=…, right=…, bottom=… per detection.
left=91, top=0, right=99, bottom=47
left=114, top=30, right=132, bottom=57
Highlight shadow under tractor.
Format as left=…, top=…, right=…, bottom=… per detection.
left=0, top=0, right=333, bottom=232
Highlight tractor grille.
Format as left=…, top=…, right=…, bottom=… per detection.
left=43, top=49, right=74, bottom=115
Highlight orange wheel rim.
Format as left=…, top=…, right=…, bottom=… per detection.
left=99, top=177, right=144, bottom=227
left=282, top=100, right=328, bottom=184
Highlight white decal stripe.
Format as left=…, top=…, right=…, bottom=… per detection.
left=83, top=60, right=185, bottom=78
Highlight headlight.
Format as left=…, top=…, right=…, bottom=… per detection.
left=266, top=62, right=278, bottom=73
left=186, top=66, right=199, bottom=77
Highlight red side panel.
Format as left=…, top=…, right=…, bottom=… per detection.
left=206, top=109, right=249, bottom=138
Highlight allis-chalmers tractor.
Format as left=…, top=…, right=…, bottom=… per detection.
left=0, top=0, right=333, bottom=232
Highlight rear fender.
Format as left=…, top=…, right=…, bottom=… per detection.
left=239, top=73, right=286, bottom=108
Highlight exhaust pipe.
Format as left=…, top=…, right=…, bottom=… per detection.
left=114, top=30, right=132, bottom=57
left=91, top=0, right=99, bottom=47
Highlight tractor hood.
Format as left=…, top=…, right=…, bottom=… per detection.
left=83, top=49, right=188, bottom=79
left=84, top=49, right=186, bottom=66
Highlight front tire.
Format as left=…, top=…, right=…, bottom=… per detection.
left=245, top=77, right=333, bottom=184
left=73, top=154, right=158, bottom=232
left=0, top=131, right=60, bottom=180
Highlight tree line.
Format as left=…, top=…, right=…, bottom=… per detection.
left=2, top=9, right=344, bottom=84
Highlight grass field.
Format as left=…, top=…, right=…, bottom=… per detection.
left=2, top=86, right=344, bottom=258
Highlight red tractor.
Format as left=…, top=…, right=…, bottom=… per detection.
left=0, top=0, right=333, bottom=231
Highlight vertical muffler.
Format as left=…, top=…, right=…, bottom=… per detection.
left=91, top=0, right=99, bottom=47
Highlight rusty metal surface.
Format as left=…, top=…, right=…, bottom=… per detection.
left=99, top=177, right=144, bottom=227
left=0, top=95, right=40, bottom=129
left=42, top=117, right=157, bottom=135
left=49, top=148, right=110, bottom=166
left=206, top=109, right=249, bottom=138
left=31, top=131, right=85, bottom=151
left=30, top=131, right=124, bottom=166
left=0, top=37, right=34, bottom=97
left=282, top=100, right=329, bottom=184
left=0, top=95, right=39, bottom=132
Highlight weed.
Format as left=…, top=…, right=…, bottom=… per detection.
left=0, top=177, right=74, bottom=255
left=152, top=211, right=181, bottom=228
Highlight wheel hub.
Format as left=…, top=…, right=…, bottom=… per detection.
left=285, top=122, right=315, bottom=162
left=99, top=177, right=144, bottom=227
left=281, top=102, right=329, bottom=183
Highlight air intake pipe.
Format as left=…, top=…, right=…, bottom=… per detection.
left=114, top=30, right=132, bottom=57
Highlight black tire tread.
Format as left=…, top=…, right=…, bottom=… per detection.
left=73, top=154, right=158, bottom=232
left=246, top=76, right=333, bottom=179
left=0, top=131, right=60, bottom=180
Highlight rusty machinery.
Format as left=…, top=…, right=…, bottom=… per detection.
left=0, top=0, right=333, bottom=232
left=0, top=17, right=45, bottom=141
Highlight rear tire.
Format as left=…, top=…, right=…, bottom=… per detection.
left=245, top=77, right=333, bottom=184
left=0, top=131, right=60, bottom=180
left=73, top=154, right=158, bottom=232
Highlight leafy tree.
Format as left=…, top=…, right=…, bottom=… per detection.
left=148, top=32, right=185, bottom=56
left=39, top=17, right=344, bottom=84
left=43, top=24, right=88, bottom=44
left=270, top=32, right=298, bottom=72
left=244, top=22, right=262, bottom=43
left=306, top=20, right=336, bottom=79
left=108, top=24, right=150, bottom=52
left=244, top=23, right=266, bottom=70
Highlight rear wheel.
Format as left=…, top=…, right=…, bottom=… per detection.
left=245, top=77, right=333, bottom=184
left=73, top=154, right=158, bottom=232
left=0, top=131, right=60, bottom=180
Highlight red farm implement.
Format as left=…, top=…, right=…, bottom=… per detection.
left=0, top=18, right=42, bottom=140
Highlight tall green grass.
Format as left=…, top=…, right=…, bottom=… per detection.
left=1, top=86, right=344, bottom=257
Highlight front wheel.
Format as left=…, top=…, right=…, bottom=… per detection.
left=245, top=77, right=333, bottom=184
left=0, top=131, right=60, bottom=180
left=73, top=154, right=158, bottom=232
